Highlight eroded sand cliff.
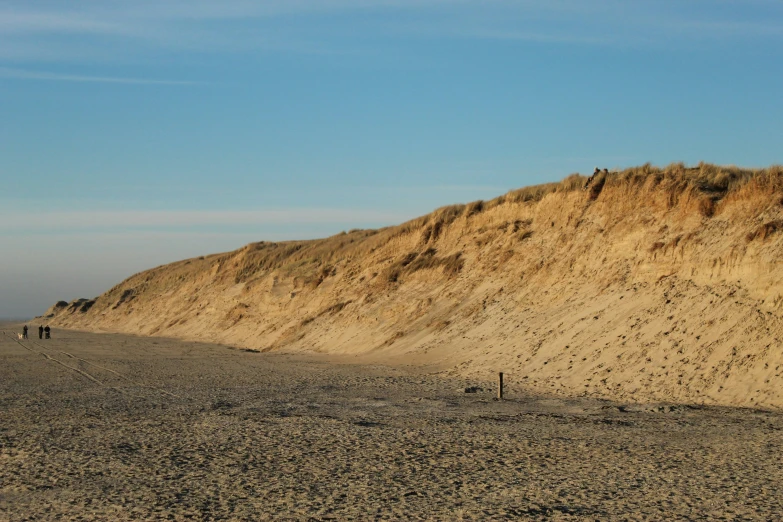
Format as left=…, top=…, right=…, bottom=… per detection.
left=45, top=163, right=783, bottom=408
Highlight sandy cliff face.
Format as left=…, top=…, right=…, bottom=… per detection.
left=45, top=164, right=783, bottom=408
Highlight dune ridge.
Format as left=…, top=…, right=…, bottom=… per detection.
left=45, top=163, right=783, bottom=408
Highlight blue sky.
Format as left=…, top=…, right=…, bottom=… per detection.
left=1, top=0, right=782, bottom=318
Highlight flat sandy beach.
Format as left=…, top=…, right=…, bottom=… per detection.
left=1, top=323, right=782, bottom=520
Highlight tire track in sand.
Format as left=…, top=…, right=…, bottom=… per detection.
left=28, top=339, right=181, bottom=399
left=4, top=332, right=105, bottom=386
left=3, top=332, right=180, bottom=399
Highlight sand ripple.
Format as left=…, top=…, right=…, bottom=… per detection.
left=2, top=327, right=782, bottom=520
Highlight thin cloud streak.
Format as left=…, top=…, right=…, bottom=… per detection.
left=397, top=22, right=612, bottom=45
left=11, top=230, right=332, bottom=243
left=1, top=208, right=413, bottom=232
left=1, top=1, right=470, bottom=26
left=0, top=10, right=120, bottom=35
left=665, top=18, right=783, bottom=38
left=0, top=66, right=200, bottom=85
left=2, top=0, right=781, bottom=65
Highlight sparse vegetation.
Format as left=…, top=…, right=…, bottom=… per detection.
left=384, top=250, right=464, bottom=284
left=506, top=182, right=561, bottom=203
left=465, top=200, right=484, bottom=217
left=746, top=221, right=783, bottom=243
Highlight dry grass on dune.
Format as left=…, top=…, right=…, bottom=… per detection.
left=45, top=163, right=783, bottom=409
left=101, top=162, right=778, bottom=293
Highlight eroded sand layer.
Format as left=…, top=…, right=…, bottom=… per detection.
left=1, top=326, right=782, bottom=521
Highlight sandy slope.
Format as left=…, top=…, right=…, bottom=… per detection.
left=43, top=164, right=783, bottom=408
left=2, top=327, right=782, bottom=520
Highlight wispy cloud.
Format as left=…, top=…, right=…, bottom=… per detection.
left=398, top=22, right=612, bottom=45
left=2, top=0, right=781, bottom=65
left=0, top=208, right=412, bottom=233
left=0, top=10, right=121, bottom=35
left=663, top=18, right=783, bottom=39
left=0, top=0, right=779, bottom=77
left=0, top=66, right=199, bottom=85
left=0, top=0, right=464, bottom=35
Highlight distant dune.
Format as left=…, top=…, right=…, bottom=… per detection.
left=44, top=163, right=783, bottom=409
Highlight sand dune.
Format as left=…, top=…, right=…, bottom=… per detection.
left=43, top=163, right=783, bottom=408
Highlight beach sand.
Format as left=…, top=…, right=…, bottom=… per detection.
left=1, top=324, right=782, bottom=520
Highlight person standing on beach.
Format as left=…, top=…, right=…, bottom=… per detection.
left=38, top=325, right=44, bottom=339
left=44, top=325, right=51, bottom=339
left=22, top=325, right=28, bottom=339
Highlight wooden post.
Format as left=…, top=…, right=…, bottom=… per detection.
left=498, top=372, right=504, bottom=400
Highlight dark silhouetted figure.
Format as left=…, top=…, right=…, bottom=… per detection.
left=585, top=168, right=610, bottom=191
left=584, top=167, right=601, bottom=190
left=38, top=325, right=44, bottom=339
left=22, top=325, right=28, bottom=339
left=44, top=325, right=51, bottom=339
